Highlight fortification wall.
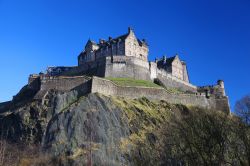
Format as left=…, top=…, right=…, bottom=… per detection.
left=34, top=75, right=91, bottom=100
left=61, top=57, right=106, bottom=77
left=156, top=70, right=197, bottom=92
left=91, top=77, right=230, bottom=113
left=104, top=56, right=151, bottom=80
left=59, top=56, right=198, bottom=93
left=40, top=76, right=90, bottom=91
left=149, top=62, right=197, bottom=92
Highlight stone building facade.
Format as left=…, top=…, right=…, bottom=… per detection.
left=76, top=27, right=190, bottom=84
left=156, top=55, right=189, bottom=82
left=78, top=27, right=148, bottom=65
left=27, top=28, right=230, bottom=113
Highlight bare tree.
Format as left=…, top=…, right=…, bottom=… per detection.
left=235, top=94, right=250, bottom=124
left=234, top=94, right=250, bottom=165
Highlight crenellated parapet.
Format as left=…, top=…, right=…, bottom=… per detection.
left=197, top=80, right=226, bottom=98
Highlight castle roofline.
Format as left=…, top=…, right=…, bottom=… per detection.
left=85, top=27, right=147, bottom=48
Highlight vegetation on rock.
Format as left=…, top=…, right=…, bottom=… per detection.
left=0, top=91, right=249, bottom=165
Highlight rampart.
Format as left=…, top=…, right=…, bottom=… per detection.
left=63, top=55, right=197, bottom=92
left=104, top=56, right=151, bottom=80
left=91, top=76, right=230, bottom=113
left=40, top=75, right=90, bottom=91
left=155, top=69, right=197, bottom=92
left=59, top=56, right=107, bottom=77
left=30, top=55, right=229, bottom=112
left=33, top=75, right=92, bottom=100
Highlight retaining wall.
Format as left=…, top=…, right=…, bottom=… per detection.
left=40, top=76, right=90, bottom=91
left=156, top=71, right=197, bottom=92
left=91, top=77, right=230, bottom=113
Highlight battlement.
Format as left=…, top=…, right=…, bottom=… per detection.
left=197, top=80, right=226, bottom=98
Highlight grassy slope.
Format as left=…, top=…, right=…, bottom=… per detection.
left=106, top=77, right=185, bottom=94
left=109, top=95, right=186, bottom=165
left=1, top=93, right=237, bottom=165
left=106, top=77, right=161, bottom=88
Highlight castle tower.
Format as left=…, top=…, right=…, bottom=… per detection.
left=217, top=80, right=226, bottom=96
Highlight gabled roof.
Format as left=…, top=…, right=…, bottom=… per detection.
left=84, top=28, right=148, bottom=49
left=157, top=55, right=178, bottom=67
left=85, top=39, right=97, bottom=48
left=97, top=30, right=131, bottom=47
left=165, top=56, right=176, bottom=66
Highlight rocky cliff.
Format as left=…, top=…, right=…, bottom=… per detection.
left=0, top=85, right=184, bottom=165
left=0, top=86, right=239, bottom=166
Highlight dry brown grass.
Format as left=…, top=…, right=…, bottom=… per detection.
left=0, top=140, right=60, bottom=166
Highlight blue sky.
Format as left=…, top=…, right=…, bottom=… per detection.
left=0, top=0, right=250, bottom=110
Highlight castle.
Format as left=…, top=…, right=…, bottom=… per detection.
left=27, top=28, right=230, bottom=113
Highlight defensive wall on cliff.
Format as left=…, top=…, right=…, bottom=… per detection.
left=104, top=56, right=151, bottom=81
left=91, top=76, right=230, bottom=113
left=154, top=69, right=197, bottom=92
left=39, top=75, right=90, bottom=91
left=27, top=54, right=230, bottom=113
left=104, top=56, right=198, bottom=92
left=33, top=75, right=92, bottom=100
left=28, top=74, right=230, bottom=113
left=59, top=56, right=197, bottom=93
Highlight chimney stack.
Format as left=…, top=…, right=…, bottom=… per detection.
left=128, top=27, right=133, bottom=33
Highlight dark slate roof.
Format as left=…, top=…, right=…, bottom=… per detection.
left=97, top=33, right=129, bottom=47
left=87, top=28, right=148, bottom=48
left=137, top=39, right=148, bottom=46
left=157, top=56, right=177, bottom=68
left=85, top=39, right=98, bottom=48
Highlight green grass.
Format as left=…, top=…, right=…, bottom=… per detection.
left=106, top=77, right=161, bottom=88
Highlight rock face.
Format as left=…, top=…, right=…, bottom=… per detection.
left=0, top=88, right=187, bottom=165
left=42, top=93, right=131, bottom=165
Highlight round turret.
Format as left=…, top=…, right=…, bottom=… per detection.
left=217, top=80, right=224, bottom=89
left=217, top=80, right=226, bottom=96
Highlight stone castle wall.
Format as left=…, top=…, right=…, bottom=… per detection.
left=62, top=55, right=203, bottom=92
left=33, top=75, right=91, bottom=100
left=156, top=70, right=197, bottom=92
left=91, top=76, right=230, bottom=113
left=30, top=75, right=230, bottom=113
left=40, top=55, right=225, bottom=100
left=149, top=61, right=197, bottom=92
left=104, top=56, right=151, bottom=80
left=61, top=57, right=107, bottom=77
left=40, top=75, right=90, bottom=91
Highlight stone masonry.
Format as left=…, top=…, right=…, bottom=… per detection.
left=27, top=28, right=230, bottom=113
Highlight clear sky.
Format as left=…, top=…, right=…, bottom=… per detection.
left=0, top=0, right=250, bottom=110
